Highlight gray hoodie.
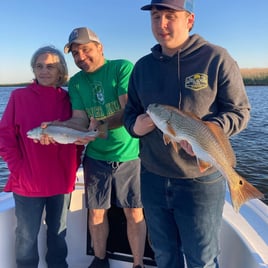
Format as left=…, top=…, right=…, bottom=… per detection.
left=124, top=34, right=250, bottom=179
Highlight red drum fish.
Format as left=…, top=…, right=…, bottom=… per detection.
left=27, top=125, right=100, bottom=144
left=146, top=103, right=264, bottom=212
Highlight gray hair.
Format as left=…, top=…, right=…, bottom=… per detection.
left=31, top=46, right=68, bottom=87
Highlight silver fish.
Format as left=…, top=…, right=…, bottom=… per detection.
left=146, top=103, right=264, bottom=212
left=27, top=125, right=99, bottom=144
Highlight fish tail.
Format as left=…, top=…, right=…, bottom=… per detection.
left=229, top=174, right=264, bottom=212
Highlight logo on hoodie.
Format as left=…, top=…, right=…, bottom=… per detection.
left=185, top=73, right=208, bottom=91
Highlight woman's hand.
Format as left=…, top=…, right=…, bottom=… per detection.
left=33, top=122, right=56, bottom=145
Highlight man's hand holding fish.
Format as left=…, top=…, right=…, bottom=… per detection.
left=133, top=113, right=156, bottom=136
left=179, top=140, right=195, bottom=156
left=134, top=112, right=195, bottom=156
left=34, top=121, right=57, bottom=145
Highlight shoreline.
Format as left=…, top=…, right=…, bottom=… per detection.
left=1, top=82, right=268, bottom=87
left=1, top=68, right=268, bottom=87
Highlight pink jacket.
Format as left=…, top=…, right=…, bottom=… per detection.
left=0, top=82, right=83, bottom=197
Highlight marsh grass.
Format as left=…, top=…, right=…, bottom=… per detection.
left=240, top=68, right=268, bottom=85
left=1, top=69, right=268, bottom=87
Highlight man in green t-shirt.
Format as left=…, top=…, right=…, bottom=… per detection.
left=62, top=27, right=146, bottom=268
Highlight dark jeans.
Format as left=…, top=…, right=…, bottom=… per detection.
left=141, top=168, right=226, bottom=268
left=14, top=193, right=70, bottom=268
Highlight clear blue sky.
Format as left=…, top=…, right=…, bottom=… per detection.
left=1, top=0, right=268, bottom=84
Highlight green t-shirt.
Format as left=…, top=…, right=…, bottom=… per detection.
left=68, top=59, right=139, bottom=162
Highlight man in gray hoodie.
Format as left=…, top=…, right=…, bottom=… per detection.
left=124, top=0, right=250, bottom=267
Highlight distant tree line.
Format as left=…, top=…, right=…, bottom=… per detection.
left=1, top=68, right=268, bottom=87
left=240, top=68, right=268, bottom=85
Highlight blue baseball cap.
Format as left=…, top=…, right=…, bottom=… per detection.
left=141, top=0, right=194, bottom=13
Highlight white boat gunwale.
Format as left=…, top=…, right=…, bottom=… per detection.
left=0, top=181, right=267, bottom=268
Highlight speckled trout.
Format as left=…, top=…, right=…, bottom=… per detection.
left=146, top=103, right=264, bottom=212
left=27, top=125, right=100, bottom=144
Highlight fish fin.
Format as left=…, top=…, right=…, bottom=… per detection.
left=183, top=110, right=202, bottom=120
left=97, top=121, right=108, bottom=139
left=163, top=134, right=172, bottom=145
left=162, top=105, right=200, bottom=120
left=163, top=134, right=179, bottom=152
left=52, top=122, right=89, bottom=132
left=228, top=173, right=265, bottom=212
left=197, top=158, right=212, bottom=173
left=167, top=123, right=177, bottom=136
left=166, top=123, right=179, bottom=152
left=204, top=121, right=236, bottom=167
left=171, top=141, right=179, bottom=153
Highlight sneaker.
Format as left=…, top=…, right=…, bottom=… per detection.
left=133, top=265, right=144, bottom=268
left=88, top=256, right=109, bottom=268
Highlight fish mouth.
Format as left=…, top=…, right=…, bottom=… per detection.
left=147, top=103, right=158, bottom=109
left=147, top=103, right=160, bottom=113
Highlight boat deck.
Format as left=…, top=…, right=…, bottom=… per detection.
left=0, top=184, right=267, bottom=268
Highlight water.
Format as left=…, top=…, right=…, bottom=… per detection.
left=0, top=87, right=13, bottom=189
left=0, top=86, right=268, bottom=205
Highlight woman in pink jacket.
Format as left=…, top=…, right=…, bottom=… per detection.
left=0, top=46, right=82, bottom=268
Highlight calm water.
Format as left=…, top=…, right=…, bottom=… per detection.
left=0, top=86, right=268, bottom=205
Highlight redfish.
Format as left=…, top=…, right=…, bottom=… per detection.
left=27, top=125, right=100, bottom=144
left=146, top=103, right=264, bottom=212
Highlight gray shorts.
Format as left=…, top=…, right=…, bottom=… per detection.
left=83, top=156, right=143, bottom=209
